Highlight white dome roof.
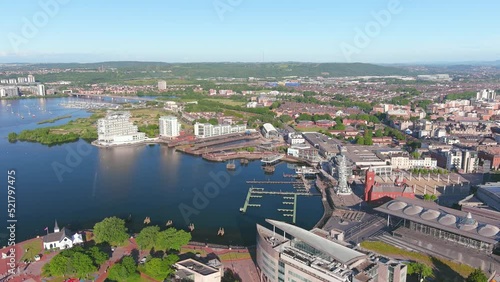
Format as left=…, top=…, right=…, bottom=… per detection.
left=438, top=214, right=457, bottom=226
left=478, top=225, right=499, bottom=237
left=420, top=209, right=440, bottom=220
left=404, top=205, right=423, bottom=216
left=388, top=201, right=408, bottom=211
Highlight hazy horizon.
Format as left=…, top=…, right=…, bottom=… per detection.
left=1, top=0, right=499, bottom=64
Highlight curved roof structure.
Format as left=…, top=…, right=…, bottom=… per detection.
left=404, top=205, right=423, bottom=215
left=478, top=225, right=499, bottom=237
left=388, top=201, right=407, bottom=211
left=262, top=123, right=277, bottom=133
left=438, top=214, right=457, bottom=226
left=374, top=197, right=500, bottom=245
left=421, top=209, right=440, bottom=220
left=265, top=219, right=367, bottom=265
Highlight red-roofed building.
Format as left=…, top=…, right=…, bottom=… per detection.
left=364, top=169, right=415, bottom=204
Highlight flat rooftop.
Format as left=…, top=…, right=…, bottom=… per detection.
left=176, top=259, right=219, bottom=276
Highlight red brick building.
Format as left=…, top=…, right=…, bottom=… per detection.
left=479, top=148, right=500, bottom=171
left=364, top=169, right=415, bottom=204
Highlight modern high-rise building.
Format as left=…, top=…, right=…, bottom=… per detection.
left=159, top=116, right=180, bottom=138
left=462, top=150, right=479, bottom=173
left=158, top=80, right=167, bottom=91
left=27, top=74, right=35, bottom=83
left=0, top=86, right=20, bottom=97
left=256, top=219, right=407, bottom=282
left=97, top=111, right=146, bottom=145
left=38, top=84, right=46, bottom=96
left=476, top=89, right=496, bottom=101
left=446, top=149, right=462, bottom=171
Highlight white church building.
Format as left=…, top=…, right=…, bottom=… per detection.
left=43, top=221, right=83, bottom=250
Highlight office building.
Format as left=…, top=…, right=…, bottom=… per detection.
left=158, top=80, right=167, bottom=91
left=194, top=123, right=246, bottom=138
left=256, top=219, right=407, bottom=282
left=159, top=116, right=180, bottom=138
left=97, top=111, right=145, bottom=145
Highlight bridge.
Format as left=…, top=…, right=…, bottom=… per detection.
left=261, top=154, right=284, bottom=164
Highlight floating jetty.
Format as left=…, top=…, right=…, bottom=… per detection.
left=278, top=209, right=293, bottom=212
left=283, top=173, right=299, bottom=178
left=246, top=180, right=300, bottom=184
left=283, top=202, right=294, bottom=205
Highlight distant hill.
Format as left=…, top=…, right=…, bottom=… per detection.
left=22, top=62, right=411, bottom=78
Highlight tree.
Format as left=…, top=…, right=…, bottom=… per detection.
left=155, top=228, right=192, bottom=252
left=143, top=256, right=178, bottom=281
left=466, top=268, right=488, bottom=282
left=86, top=246, right=109, bottom=265
left=43, top=254, right=70, bottom=277
left=208, top=118, right=218, bottom=125
left=71, top=252, right=97, bottom=279
left=136, top=226, right=160, bottom=250
left=407, top=262, right=433, bottom=280
left=8, top=132, right=17, bottom=143
left=356, top=136, right=365, bottom=145
left=374, top=129, right=383, bottom=137
left=93, top=217, right=129, bottom=245
left=108, top=256, right=140, bottom=282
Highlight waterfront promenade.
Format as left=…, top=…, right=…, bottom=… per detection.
left=1, top=237, right=258, bottom=282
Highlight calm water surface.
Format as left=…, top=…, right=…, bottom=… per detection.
left=0, top=98, right=323, bottom=246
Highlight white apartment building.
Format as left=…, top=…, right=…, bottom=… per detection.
left=287, top=133, right=305, bottom=145
left=194, top=123, right=246, bottom=138
left=38, top=84, right=46, bottom=96
left=27, top=74, right=35, bottom=83
left=97, top=111, right=145, bottom=145
left=462, top=150, right=479, bottom=173
left=446, top=149, right=462, bottom=170
left=390, top=155, right=437, bottom=170
left=0, top=86, right=20, bottom=97
left=476, top=89, right=496, bottom=101
left=159, top=116, right=180, bottom=138
left=158, top=80, right=167, bottom=91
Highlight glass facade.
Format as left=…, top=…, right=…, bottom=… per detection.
left=403, top=220, right=493, bottom=252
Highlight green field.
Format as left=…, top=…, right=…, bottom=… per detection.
left=360, top=241, right=474, bottom=280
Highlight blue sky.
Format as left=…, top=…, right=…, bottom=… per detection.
left=0, top=0, right=499, bottom=63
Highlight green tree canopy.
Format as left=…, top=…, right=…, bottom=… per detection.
left=108, top=256, right=140, bottom=282
left=136, top=226, right=160, bottom=250
left=143, top=255, right=179, bottom=281
left=93, top=217, right=129, bottom=245
left=155, top=228, right=192, bottom=251
left=466, top=268, right=488, bottom=282
left=406, top=262, right=433, bottom=280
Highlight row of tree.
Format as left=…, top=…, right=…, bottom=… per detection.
left=42, top=246, right=109, bottom=279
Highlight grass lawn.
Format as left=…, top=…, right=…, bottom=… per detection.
left=218, top=252, right=251, bottom=261
left=360, top=241, right=474, bottom=280
left=206, top=98, right=245, bottom=107
left=20, top=238, right=43, bottom=261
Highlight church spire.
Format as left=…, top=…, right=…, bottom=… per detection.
left=54, top=220, right=60, bottom=233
